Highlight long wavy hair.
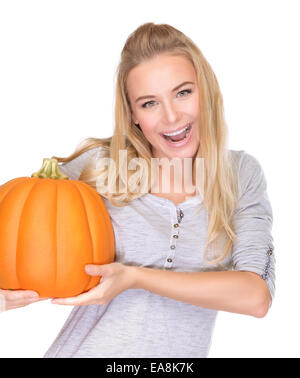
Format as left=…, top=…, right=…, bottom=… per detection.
left=52, top=22, right=239, bottom=265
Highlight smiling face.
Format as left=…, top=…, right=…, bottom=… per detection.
left=127, top=54, right=201, bottom=161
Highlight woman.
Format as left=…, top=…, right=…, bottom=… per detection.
left=1, top=22, right=275, bottom=358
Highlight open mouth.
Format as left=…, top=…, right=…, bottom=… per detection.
left=161, top=123, right=192, bottom=143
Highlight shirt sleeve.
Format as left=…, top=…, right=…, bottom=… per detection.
left=231, top=151, right=276, bottom=307
left=58, top=147, right=103, bottom=180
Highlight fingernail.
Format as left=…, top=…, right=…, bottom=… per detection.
left=30, top=293, right=39, bottom=298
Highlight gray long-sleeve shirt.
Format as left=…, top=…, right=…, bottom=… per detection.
left=43, top=148, right=275, bottom=358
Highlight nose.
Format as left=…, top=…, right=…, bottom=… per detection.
left=162, top=99, right=181, bottom=124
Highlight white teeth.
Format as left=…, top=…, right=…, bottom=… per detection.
left=163, top=124, right=191, bottom=137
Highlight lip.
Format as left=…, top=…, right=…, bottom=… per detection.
left=161, top=123, right=193, bottom=148
left=160, top=123, right=191, bottom=136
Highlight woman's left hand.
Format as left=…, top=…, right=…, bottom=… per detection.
left=51, top=262, right=137, bottom=306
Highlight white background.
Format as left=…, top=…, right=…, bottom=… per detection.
left=0, top=0, right=299, bottom=358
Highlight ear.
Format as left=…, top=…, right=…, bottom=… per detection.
left=129, top=105, right=137, bottom=123
left=131, top=113, right=138, bottom=125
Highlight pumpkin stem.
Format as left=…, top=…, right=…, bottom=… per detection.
left=31, top=158, right=69, bottom=180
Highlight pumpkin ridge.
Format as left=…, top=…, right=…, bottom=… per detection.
left=83, top=183, right=115, bottom=264
left=0, top=178, right=32, bottom=289
left=98, top=195, right=115, bottom=264
left=0, top=178, right=29, bottom=206
left=16, top=180, right=40, bottom=290
left=68, top=181, right=95, bottom=293
left=54, top=183, right=58, bottom=296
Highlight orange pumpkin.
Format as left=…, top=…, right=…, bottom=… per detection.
left=0, top=158, right=115, bottom=297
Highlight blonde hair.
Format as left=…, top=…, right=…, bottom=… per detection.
left=52, top=22, right=239, bottom=264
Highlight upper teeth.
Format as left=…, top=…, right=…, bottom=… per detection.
left=163, top=124, right=191, bottom=137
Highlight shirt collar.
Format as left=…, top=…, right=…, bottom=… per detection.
left=141, top=192, right=203, bottom=209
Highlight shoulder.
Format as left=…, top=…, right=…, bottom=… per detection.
left=59, top=146, right=106, bottom=180
left=229, top=149, right=261, bottom=169
left=230, top=149, right=265, bottom=176
left=229, top=149, right=267, bottom=197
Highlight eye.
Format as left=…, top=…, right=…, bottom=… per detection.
left=177, top=89, right=192, bottom=97
left=142, top=100, right=156, bottom=108
left=141, top=89, right=192, bottom=108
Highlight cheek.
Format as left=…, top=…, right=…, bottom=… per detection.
left=191, top=93, right=200, bottom=118
left=141, top=127, right=159, bottom=143
left=136, top=107, right=160, bottom=127
left=138, top=118, right=159, bottom=137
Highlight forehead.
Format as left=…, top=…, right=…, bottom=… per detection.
left=127, top=54, right=196, bottom=95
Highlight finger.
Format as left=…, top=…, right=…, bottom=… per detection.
left=3, top=290, right=40, bottom=299
left=51, top=293, right=90, bottom=306
left=0, top=294, right=5, bottom=312
left=30, top=297, right=50, bottom=302
left=1, top=296, right=47, bottom=312
left=9, top=297, right=45, bottom=307
left=22, top=291, right=40, bottom=298
left=51, top=297, right=77, bottom=306
left=51, top=285, right=101, bottom=306
left=85, top=264, right=103, bottom=276
left=11, top=291, right=50, bottom=300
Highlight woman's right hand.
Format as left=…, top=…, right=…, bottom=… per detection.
left=0, top=289, right=49, bottom=312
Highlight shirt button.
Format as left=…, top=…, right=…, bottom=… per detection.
left=170, top=245, right=176, bottom=250
left=167, top=258, right=172, bottom=262
left=173, top=234, right=178, bottom=239
left=173, top=223, right=179, bottom=228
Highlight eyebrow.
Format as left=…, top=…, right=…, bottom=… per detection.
left=135, top=81, right=195, bottom=103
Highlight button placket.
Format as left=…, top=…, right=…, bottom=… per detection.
left=164, top=207, right=184, bottom=269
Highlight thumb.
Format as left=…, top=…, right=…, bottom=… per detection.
left=85, top=264, right=104, bottom=276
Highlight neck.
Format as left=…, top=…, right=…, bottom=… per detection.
left=150, top=163, right=196, bottom=196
